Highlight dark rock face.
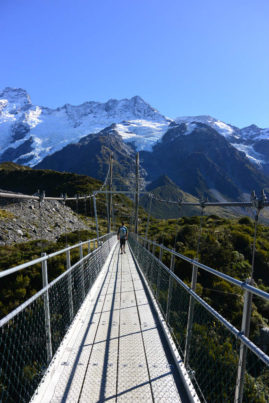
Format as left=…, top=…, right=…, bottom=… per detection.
left=0, top=137, right=34, bottom=163
left=253, top=140, right=269, bottom=158
left=252, top=140, right=269, bottom=175
left=35, top=124, right=145, bottom=189
left=11, top=122, right=30, bottom=142
left=32, top=122, right=269, bottom=201
left=140, top=123, right=269, bottom=200
left=141, top=175, right=200, bottom=218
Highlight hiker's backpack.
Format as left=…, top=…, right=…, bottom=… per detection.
left=119, top=226, right=127, bottom=238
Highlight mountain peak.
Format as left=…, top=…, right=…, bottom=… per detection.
left=0, top=87, right=32, bottom=108
left=131, top=95, right=144, bottom=101
left=241, top=124, right=260, bottom=133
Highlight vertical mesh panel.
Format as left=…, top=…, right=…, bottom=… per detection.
left=243, top=348, right=269, bottom=402
left=129, top=234, right=269, bottom=403
left=168, top=278, right=189, bottom=355
left=0, top=300, right=47, bottom=402
left=0, top=235, right=115, bottom=403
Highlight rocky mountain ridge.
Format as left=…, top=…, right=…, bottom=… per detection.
left=0, top=87, right=170, bottom=166
left=1, top=87, right=269, bottom=174
left=141, top=122, right=269, bottom=200
left=35, top=124, right=146, bottom=190
left=175, top=116, right=269, bottom=171
left=34, top=122, right=269, bottom=202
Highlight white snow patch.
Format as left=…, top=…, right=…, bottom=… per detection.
left=24, top=106, right=42, bottom=128
left=184, top=122, right=197, bottom=135
left=231, top=143, right=265, bottom=166
left=114, top=120, right=170, bottom=151
left=175, top=115, right=239, bottom=139
left=213, top=120, right=235, bottom=137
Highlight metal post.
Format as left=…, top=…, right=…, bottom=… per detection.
left=234, top=192, right=264, bottom=403
left=145, top=193, right=152, bottom=241
left=108, top=153, right=113, bottom=233
left=94, top=244, right=100, bottom=273
left=156, top=245, right=163, bottom=299
left=41, top=253, right=53, bottom=363
left=88, top=240, right=91, bottom=254
left=145, top=241, right=150, bottom=277
left=184, top=259, right=198, bottom=366
left=79, top=242, right=85, bottom=300
left=234, top=280, right=253, bottom=403
left=134, top=152, right=139, bottom=234
left=150, top=243, right=156, bottom=285
left=166, top=251, right=175, bottom=322
left=66, top=248, right=74, bottom=322
left=184, top=204, right=204, bottom=366
left=93, top=194, right=100, bottom=245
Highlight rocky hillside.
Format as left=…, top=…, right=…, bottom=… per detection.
left=0, top=163, right=137, bottom=244
left=0, top=194, right=91, bottom=245
left=0, top=163, right=103, bottom=245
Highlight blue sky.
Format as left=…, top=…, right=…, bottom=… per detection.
left=1, top=0, right=269, bottom=128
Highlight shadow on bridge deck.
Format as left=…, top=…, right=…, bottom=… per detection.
left=31, top=243, right=194, bottom=403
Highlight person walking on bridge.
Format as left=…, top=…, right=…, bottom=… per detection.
left=117, top=222, right=128, bottom=254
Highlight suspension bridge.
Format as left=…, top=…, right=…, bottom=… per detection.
left=0, top=154, right=269, bottom=402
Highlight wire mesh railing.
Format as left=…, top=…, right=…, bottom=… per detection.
left=129, top=234, right=269, bottom=403
left=0, top=233, right=116, bottom=403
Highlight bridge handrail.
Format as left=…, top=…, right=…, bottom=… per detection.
left=0, top=233, right=117, bottom=402
left=134, top=240, right=269, bottom=367
left=0, top=233, right=114, bottom=279
left=129, top=234, right=269, bottom=402
left=139, top=235, right=269, bottom=302
left=0, top=239, right=109, bottom=328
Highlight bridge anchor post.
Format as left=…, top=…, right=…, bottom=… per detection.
left=41, top=253, right=53, bottom=363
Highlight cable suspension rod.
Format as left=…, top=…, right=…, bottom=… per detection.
left=1, top=190, right=268, bottom=208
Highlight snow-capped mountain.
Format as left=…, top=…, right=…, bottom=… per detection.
left=175, top=116, right=269, bottom=168
left=36, top=119, right=269, bottom=201
left=1, top=87, right=269, bottom=176
left=0, top=87, right=170, bottom=166
left=140, top=121, right=269, bottom=200
left=175, top=115, right=240, bottom=140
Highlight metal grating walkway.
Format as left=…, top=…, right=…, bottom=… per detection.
left=32, top=243, right=190, bottom=402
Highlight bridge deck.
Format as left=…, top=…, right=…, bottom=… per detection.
left=32, top=243, right=189, bottom=402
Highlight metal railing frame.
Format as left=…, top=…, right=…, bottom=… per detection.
left=138, top=236, right=269, bottom=301
left=129, top=234, right=269, bottom=402
left=0, top=235, right=110, bottom=280
left=0, top=231, right=116, bottom=394
left=0, top=233, right=116, bottom=328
